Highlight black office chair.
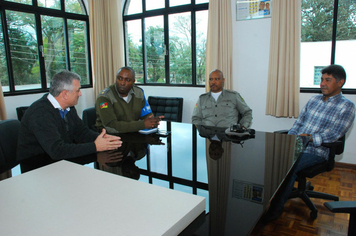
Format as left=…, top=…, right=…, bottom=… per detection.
left=82, top=107, right=97, bottom=131
left=0, top=119, right=21, bottom=175
left=324, top=201, right=356, bottom=236
left=289, top=136, right=345, bottom=219
left=148, top=96, right=183, bottom=122
left=16, top=106, right=29, bottom=121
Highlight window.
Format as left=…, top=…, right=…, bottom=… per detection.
left=0, top=0, right=91, bottom=95
left=123, top=0, right=209, bottom=86
left=300, top=0, right=356, bottom=93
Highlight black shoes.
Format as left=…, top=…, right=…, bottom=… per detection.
left=262, top=206, right=284, bottom=223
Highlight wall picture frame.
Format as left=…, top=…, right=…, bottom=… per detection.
left=236, top=0, right=272, bottom=21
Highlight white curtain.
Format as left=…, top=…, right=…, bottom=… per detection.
left=205, top=0, right=233, bottom=91
left=88, top=0, right=125, bottom=99
left=265, top=0, right=301, bottom=118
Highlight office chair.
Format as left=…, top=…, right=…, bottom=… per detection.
left=82, top=107, right=97, bottom=131
left=148, top=96, right=183, bottom=122
left=0, top=119, right=21, bottom=175
left=289, top=136, right=345, bottom=219
left=275, top=130, right=344, bottom=219
left=16, top=106, right=29, bottom=121
left=324, top=201, right=356, bottom=236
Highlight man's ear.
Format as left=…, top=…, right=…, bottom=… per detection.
left=60, top=90, right=68, bottom=100
left=339, top=79, right=345, bottom=88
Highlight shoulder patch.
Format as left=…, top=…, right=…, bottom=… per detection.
left=100, top=102, right=108, bottom=109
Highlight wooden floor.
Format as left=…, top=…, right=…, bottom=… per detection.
left=251, top=166, right=356, bottom=236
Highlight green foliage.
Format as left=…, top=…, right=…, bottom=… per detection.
left=145, top=26, right=165, bottom=83
left=302, top=0, right=356, bottom=42
left=1, top=0, right=89, bottom=89
left=127, top=14, right=207, bottom=85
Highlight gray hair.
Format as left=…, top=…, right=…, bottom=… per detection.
left=49, top=70, right=81, bottom=97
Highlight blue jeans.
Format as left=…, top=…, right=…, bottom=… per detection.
left=272, top=152, right=326, bottom=211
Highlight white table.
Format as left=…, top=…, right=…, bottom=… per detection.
left=0, top=161, right=205, bottom=236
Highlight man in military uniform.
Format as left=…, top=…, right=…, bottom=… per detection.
left=192, top=69, right=252, bottom=128
left=95, top=67, right=163, bottom=133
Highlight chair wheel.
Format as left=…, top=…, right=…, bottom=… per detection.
left=310, top=210, right=318, bottom=219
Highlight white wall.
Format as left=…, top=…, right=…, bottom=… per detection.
left=4, top=0, right=356, bottom=164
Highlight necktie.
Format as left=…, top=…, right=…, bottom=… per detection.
left=59, top=109, right=69, bottom=119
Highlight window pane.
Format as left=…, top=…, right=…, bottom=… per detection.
left=4, top=0, right=32, bottom=5
left=196, top=0, right=209, bottom=4
left=38, top=0, right=61, bottom=10
left=125, top=0, right=143, bottom=15
left=41, top=15, right=66, bottom=84
left=170, top=0, right=190, bottom=7
left=6, top=10, right=41, bottom=91
left=145, top=16, right=165, bottom=83
left=334, top=0, right=356, bottom=89
left=146, top=0, right=164, bottom=11
left=65, top=0, right=85, bottom=14
left=169, top=12, right=192, bottom=84
left=126, top=20, right=144, bottom=83
left=68, top=20, right=89, bottom=84
left=0, top=13, right=10, bottom=92
left=300, top=0, right=333, bottom=88
left=196, top=10, right=208, bottom=85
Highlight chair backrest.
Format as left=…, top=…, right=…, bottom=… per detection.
left=148, top=96, right=183, bottom=122
left=16, top=106, right=29, bottom=121
left=0, top=119, right=21, bottom=174
left=82, top=107, right=97, bottom=131
left=323, top=135, right=345, bottom=171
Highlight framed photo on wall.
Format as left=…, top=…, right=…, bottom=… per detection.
left=236, top=0, right=272, bottom=21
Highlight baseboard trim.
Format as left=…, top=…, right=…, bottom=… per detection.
left=335, top=162, right=356, bottom=170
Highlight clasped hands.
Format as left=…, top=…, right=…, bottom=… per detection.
left=144, top=115, right=164, bottom=129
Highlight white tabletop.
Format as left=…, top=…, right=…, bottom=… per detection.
left=0, top=160, right=205, bottom=236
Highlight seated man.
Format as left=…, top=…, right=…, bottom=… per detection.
left=192, top=69, right=252, bottom=128
left=95, top=66, right=163, bottom=133
left=266, top=64, right=355, bottom=221
left=17, top=70, right=122, bottom=173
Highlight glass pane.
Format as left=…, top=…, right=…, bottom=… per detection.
left=169, top=12, right=192, bottom=84
left=170, top=0, right=190, bottom=7
left=150, top=144, right=168, bottom=174
left=65, top=0, right=85, bottom=14
left=125, top=0, right=142, bottom=15
left=68, top=20, right=89, bottom=84
left=172, top=122, right=192, bottom=180
left=300, top=0, right=333, bottom=88
left=146, top=0, right=164, bottom=11
left=145, top=16, right=165, bottom=83
left=6, top=10, right=41, bottom=91
left=173, top=183, right=192, bottom=194
left=126, top=20, right=144, bottom=83
left=38, top=0, right=61, bottom=10
left=4, top=0, right=32, bottom=5
left=334, top=0, right=356, bottom=89
left=196, top=0, right=209, bottom=4
left=0, top=13, right=10, bottom=92
left=41, top=15, right=66, bottom=84
left=196, top=129, right=207, bottom=183
left=196, top=10, right=208, bottom=85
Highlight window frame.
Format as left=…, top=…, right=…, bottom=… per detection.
left=0, top=0, right=92, bottom=97
left=123, top=0, right=208, bottom=87
left=300, top=0, right=356, bottom=95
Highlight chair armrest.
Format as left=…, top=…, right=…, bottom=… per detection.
left=324, top=201, right=356, bottom=214
left=321, top=140, right=343, bottom=148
